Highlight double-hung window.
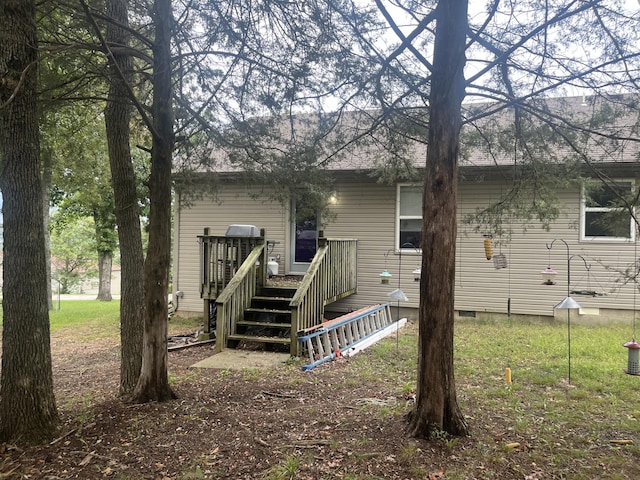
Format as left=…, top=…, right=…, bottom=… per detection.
left=397, top=185, right=422, bottom=249
left=581, top=180, right=635, bottom=241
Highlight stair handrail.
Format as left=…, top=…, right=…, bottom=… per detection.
left=215, top=243, right=267, bottom=352
left=289, top=237, right=358, bottom=355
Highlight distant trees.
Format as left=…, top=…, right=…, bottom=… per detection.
left=42, top=105, right=118, bottom=301
left=50, top=215, right=99, bottom=294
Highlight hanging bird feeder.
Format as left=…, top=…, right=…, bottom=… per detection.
left=483, top=235, right=493, bottom=260
left=541, top=266, right=558, bottom=285
left=412, top=267, right=421, bottom=282
left=379, top=269, right=392, bottom=285
left=623, top=340, right=640, bottom=376
left=493, top=254, right=508, bottom=269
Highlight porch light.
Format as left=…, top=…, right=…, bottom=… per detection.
left=541, top=266, right=558, bottom=285
left=380, top=269, right=392, bottom=285
left=412, top=267, right=421, bottom=282
left=328, top=191, right=338, bottom=205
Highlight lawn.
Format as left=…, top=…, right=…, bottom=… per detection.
left=1, top=303, right=639, bottom=479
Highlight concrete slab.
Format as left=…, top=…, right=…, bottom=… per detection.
left=190, top=350, right=291, bottom=370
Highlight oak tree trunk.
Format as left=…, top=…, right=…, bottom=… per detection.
left=0, top=0, right=59, bottom=444
left=131, top=0, right=176, bottom=402
left=105, top=0, right=145, bottom=395
left=407, top=0, right=469, bottom=438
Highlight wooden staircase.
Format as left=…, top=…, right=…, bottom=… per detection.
left=199, top=229, right=358, bottom=356
left=227, top=286, right=297, bottom=350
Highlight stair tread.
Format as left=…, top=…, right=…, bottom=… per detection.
left=237, top=320, right=291, bottom=328
left=246, top=307, right=291, bottom=314
left=252, top=296, right=293, bottom=302
left=228, top=334, right=291, bottom=344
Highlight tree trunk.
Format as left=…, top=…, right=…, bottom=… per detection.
left=131, top=0, right=176, bottom=402
left=96, top=251, right=113, bottom=301
left=0, top=0, right=59, bottom=444
left=42, top=148, right=53, bottom=310
left=407, top=0, right=469, bottom=438
left=104, top=0, right=145, bottom=395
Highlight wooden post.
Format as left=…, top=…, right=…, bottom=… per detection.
left=257, top=229, right=267, bottom=290
left=201, top=227, right=210, bottom=298
left=199, top=227, right=216, bottom=340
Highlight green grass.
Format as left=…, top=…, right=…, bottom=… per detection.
left=356, top=318, right=640, bottom=478
left=1, top=300, right=201, bottom=336
left=0, top=300, right=122, bottom=336
left=49, top=300, right=121, bottom=332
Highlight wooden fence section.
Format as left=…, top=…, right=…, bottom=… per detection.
left=214, top=244, right=267, bottom=353
left=290, top=237, right=358, bottom=355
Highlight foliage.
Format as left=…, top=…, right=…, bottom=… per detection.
left=50, top=215, right=99, bottom=294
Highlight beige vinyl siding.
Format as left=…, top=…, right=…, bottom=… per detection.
left=174, top=177, right=639, bottom=320
left=173, top=185, right=287, bottom=315
left=455, top=181, right=637, bottom=318
left=322, top=181, right=416, bottom=311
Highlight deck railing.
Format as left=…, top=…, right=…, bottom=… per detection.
left=289, top=237, right=358, bottom=356
left=214, top=244, right=267, bottom=352
left=198, top=228, right=266, bottom=300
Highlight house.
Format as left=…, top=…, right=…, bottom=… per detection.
left=171, top=95, right=640, bottom=347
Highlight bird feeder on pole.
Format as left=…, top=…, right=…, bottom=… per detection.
left=623, top=340, right=640, bottom=376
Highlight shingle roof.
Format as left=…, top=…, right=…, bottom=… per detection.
left=183, top=94, right=639, bottom=176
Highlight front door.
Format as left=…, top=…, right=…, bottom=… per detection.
left=289, top=200, right=318, bottom=274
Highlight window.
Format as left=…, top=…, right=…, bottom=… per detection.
left=582, top=181, right=635, bottom=241
left=397, top=185, right=422, bottom=249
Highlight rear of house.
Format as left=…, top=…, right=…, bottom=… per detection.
left=173, top=95, right=639, bottom=326
left=172, top=171, right=639, bottom=325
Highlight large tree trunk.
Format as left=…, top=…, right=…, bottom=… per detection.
left=407, top=0, right=469, bottom=438
left=0, top=0, right=59, bottom=444
left=131, top=0, right=176, bottom=402
left=104, top=0, right=145, bottom=395
left=96, top=251, right=113, bottom=301
left=42, top=148, right=53, bottom=310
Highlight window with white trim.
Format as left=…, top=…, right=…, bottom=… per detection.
left=582, top=180, right=635, bottom=241
left=397, top=185, right=422, bottom=249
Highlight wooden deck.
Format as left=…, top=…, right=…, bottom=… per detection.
left=198, top=230, right=357, bottom=356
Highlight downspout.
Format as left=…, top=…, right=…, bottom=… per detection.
left=173, top=190, right=181, bottom=312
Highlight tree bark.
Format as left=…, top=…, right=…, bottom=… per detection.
left=42, top=148, right=53, bottom=310
left=0, top=0, right=59, bottom=444
left=407, top=0, right=469, bottom=438
left=104, top=0, right=145, bottom=395
left=131, top=0, right=176, bottom=402
left=96, top=251, right=113, bottom=301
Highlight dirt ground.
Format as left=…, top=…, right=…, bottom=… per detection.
left=1, top=321, right=638, bottom=480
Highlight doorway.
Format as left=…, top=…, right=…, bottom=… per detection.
left=289, top=200, right=318, bottom=274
